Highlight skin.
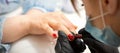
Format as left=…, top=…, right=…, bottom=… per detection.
left=2, top=9, right=77, bottom=43
left=82, top=0, right=120, bottom=37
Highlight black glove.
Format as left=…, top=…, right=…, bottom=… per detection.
left=55, top=31, right=86, bottom=53
left=83, top=38, right=119, bottom=53
left=69, top=34, right=86, bottom=53
left=79, top=28, right=119, bottom=53
left=55, top=31, right=74, bottom=53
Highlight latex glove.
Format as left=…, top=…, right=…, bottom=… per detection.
left=55, top=31, right=86, bottom=53
left=55, top=31, right=74, bottom=53
left=83, top=38, right=119, bottom=53
left=69, top=34, right=86, bottom=53
left=79, top=28, right=119, bottom=53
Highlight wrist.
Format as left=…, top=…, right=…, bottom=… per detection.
left=2, top=15, right=30, bottom=43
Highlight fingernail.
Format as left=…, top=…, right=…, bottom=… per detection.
left=52, top=33, right=57, bottom=38
left=75, top=34, right=82, bottom=38
left=68, top=34, right=75, bottom=41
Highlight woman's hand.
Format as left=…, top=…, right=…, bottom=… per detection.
left=27, top=11, right=77, bottom=35
left=2, top=9, right=77, bottom=43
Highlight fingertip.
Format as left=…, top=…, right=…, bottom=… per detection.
left=52, top=31, right=58, bottom=39
left=62, top=30, right=75, bottom=41
left=44, top=25, right=58, bottom=39
left=52, top=33, right=57, bottom=38
left=68, top=34, right=75, bottom=41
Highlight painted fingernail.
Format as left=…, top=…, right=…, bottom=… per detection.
left=52, top=33, right=57, bottom=38
left=68, top=34, right=75, bottom=41
left=75, top=34, right=82, bottom=38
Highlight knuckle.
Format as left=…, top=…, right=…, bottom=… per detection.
left=55, top=22, right=62, bottom=28
left=43, top=25, right=49, bottom=29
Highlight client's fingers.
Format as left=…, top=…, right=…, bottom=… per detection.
left=43, top=24, right=58, bottom=39
left=56, top=24, right=75, bottom=41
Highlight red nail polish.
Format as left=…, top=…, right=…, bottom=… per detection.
left=68, top=34, right=75, bottom=41
left=75, top=34, right=82, bottom=38
left=52, top=33, right=57, bottom=38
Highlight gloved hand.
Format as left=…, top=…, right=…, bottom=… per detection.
left=79, top=28, right=119, bottom=53
left=55, top=31, right=74, bottom=53
left=83, top=38, right=119, bottom=53
left=69, top=34, right=86, bottom=53
left=55, top=31, right=86, bottom=53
